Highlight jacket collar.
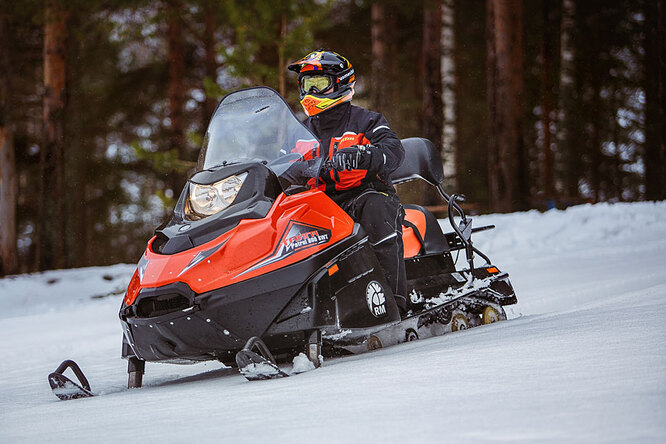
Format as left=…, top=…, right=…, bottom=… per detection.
left=310, top=102, right=352, bottom=136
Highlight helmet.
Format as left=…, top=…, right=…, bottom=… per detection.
left=287, top=50, right=356, bottom=116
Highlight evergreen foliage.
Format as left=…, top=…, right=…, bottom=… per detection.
left=0, top=0, right=659, bottom=273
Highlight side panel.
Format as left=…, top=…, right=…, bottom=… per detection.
left=265, top=240, right=401, bottom=338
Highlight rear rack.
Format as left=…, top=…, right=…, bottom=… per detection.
left=444, top=225, right=495, bottom=251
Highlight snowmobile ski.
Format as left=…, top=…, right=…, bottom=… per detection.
left=235, top=337, right=290, bottom=381
left=48, top=360, right=94, bottom=400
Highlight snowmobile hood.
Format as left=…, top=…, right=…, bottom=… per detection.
left=137, top=189, right=354, bottom=294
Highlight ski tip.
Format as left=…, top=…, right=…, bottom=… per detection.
left=48, top=360, right=95, bottom=400
left=235, top=349, right=289, bottom=381
left=48, top=372, right=95, bottom=400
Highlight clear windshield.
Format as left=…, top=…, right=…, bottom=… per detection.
left=197, top=87, right=320, bottom=172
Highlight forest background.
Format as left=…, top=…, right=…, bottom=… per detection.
left=0, top=0, right=664, bottom=275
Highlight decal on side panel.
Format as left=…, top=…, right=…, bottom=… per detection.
left=236, top=221, right=332, bottom=277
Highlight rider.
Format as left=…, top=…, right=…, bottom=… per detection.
left=287, top=50, right=409, bottom=311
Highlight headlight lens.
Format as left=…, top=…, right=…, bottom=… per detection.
left=187, top=172, right=248, bottom=218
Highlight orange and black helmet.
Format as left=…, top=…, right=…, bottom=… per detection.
left=287, top=50, right=356, bottom=116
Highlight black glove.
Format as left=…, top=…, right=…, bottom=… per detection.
left=331, top=145, right=373, bottom=172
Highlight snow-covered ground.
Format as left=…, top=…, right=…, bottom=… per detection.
left=1, top=201, right=665, bottom=443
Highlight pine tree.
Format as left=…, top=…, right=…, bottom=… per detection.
left=644, top=0, right=666, bottom=200
left=422, top=0, right=443, bottom=153
left=0, top=6, right=17, bottom=276
left=40, top=0, right=69, bottom=269
left=486, top=0, right=527, bottom=212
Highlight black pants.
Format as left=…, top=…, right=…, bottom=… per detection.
left=339, top=190, right=408, bottom=298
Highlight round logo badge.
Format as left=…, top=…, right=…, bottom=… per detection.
left=366, top=281, right=387, bottom=318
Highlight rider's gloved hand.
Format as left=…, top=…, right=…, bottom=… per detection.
left=331, top=145, right=373, bottom=172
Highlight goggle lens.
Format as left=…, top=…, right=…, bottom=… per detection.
left=301, top=75, right=332, bottom=94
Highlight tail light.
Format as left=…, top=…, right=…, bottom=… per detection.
left=124, top=270, right=141, bottom=305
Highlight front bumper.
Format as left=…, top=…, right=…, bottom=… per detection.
left=119, top=225, right=391, bottom=365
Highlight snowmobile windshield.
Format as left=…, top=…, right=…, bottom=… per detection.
left=197, top=87, right=320, bottom=185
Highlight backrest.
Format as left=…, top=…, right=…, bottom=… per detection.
left=391, top=138, right=444, bottom=186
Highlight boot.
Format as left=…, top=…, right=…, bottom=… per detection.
left=394, top=294, right=409, bottom=317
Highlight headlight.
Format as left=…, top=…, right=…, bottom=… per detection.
left=186, top=172, right=248, bottom=218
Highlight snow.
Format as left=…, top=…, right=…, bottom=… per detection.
left=1, top=201, right=665, bottom=443
left=290, top=352, right=318, bottom=374
left=239, top=361, right=284, bottom=379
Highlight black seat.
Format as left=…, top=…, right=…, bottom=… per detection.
left=403, top=204, right=449, bottom=254
left=391, top=138, right=444, bottom=186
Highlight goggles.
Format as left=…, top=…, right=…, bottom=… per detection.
left=300, top=75, right=333, bottom=95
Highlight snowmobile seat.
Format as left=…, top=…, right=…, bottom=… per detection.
left=402, top=204, right=449, bottom=258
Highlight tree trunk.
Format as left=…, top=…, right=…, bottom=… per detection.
left=453, top=0, right=489, bottom=202
left=167, top=0, right=186, bottom=192
left=0, top=125, right=16, bottom=276
left=0, top=9, right=17, bottom=276
left=486, top=0, right=527, bottom=212
left=644, top=0, right=666, bottom=200
left=590, top=75, right=602, bottom=202
left=387, top=5, right=400, bottom=124
left=412, top=0, right=445, bottom=207
left=203, top=0, right=217, bottom=125
left=65, top=11, right=88, bottom=269
left=371, top=1, right=387, bottom=113
left=661, top=0, right=666, bottom=199
left=278, top=12, right=287, bottom=97
left=540, top=0, right=555, bottom=201
left=611, top=113, right=622, bottom=200
left=423, top=0, right=443, bottom=153
left=559, top=0, right=579, bottom=199
left=662, top=0, right=666, bottom=199
left=441, top=0, right=457, bottom=189
left=40, top=0, right=68, bottom=270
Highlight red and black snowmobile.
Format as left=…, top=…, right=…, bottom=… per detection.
left=49, top=87, right=516, bottom=397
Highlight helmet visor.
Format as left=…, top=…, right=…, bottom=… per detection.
left=300, top=75, right=332, bottom=95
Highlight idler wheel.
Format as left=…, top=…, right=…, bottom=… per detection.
left=405, top=329, right=419, bottom=342
left=481, top=305, right=502, bottom=324
left=451, top=312, right=469, bottom=332
left=367, top=335, right=382, bottom=350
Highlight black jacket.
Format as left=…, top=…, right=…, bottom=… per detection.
left=302, top=102, right=404, bottom=201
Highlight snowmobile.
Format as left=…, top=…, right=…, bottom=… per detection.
left=49, top=87, right=516, bottom=398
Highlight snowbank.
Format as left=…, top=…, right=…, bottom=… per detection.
left=0, top=201, right=664, bottom=443
left=0, top=264, right=135, bottom=319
